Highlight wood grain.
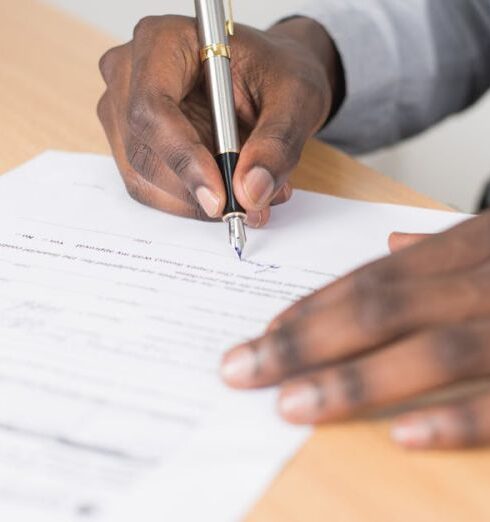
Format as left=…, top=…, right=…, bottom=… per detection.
left=2, top=1, right=489, bottom=521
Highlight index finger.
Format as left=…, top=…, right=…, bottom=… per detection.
left=222, top=258, right=490, bottom=390
left=126, top=16, right=226, bottom=218
left=272, top=214, right=490, bottom=330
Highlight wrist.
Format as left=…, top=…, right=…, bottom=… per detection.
left=268, top=16, right=345, bottom=123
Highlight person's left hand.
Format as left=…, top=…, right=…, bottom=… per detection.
left=221, top=212, right=490, bottom=450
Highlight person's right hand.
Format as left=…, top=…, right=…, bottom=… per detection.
left=97, top=15, right=343, bottom=227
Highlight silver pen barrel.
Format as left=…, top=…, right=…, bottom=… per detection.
left=195, top=0, right=247, bottom=259
left=195, top=0, right=240, bottom=155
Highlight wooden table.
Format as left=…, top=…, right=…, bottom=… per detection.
left=2, top=1, right=489, bottom=521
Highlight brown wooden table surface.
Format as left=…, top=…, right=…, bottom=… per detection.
left=2, top=1, right=489, bottom=521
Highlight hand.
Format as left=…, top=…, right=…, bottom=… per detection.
left=221, top=212, right=490, bottom=450
left=97, top=16, right=343, bottom=226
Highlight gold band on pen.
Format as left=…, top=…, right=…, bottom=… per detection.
left=200, top=43, right=231, bottom=63
left=225, top=0, right=235, bottom=36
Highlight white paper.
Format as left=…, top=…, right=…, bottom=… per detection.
left=0, top=151, right=469, bottom=522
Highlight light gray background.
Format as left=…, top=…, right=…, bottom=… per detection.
left=46, top=0, right=490, bottom=212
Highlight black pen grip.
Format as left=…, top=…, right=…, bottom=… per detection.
left=215, top=152, right=245, bottom=216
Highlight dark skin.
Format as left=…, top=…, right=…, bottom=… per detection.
left=222, top=218, right=490, bottom=450
left=97, top=16, right=342, bottom=226
left=99, top=15, right=490, bottom=450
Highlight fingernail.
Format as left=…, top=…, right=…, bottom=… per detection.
left=221, top=345, right=256, bottom=386
left=279, top=383, right=319, bottom=422
left=391, top=420, right=435, bottom=449
left=244, top=167, right=274, bottom=207
left=195, top=186, right=220, bottom=217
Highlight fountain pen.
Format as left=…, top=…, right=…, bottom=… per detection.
left=195, top=0, right=246, bottom=259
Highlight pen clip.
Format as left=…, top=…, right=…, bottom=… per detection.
left=225, top=0, right=234, bottom=36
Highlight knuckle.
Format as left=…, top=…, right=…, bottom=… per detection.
left=98, top=46, right=120, bottom=82
left=429, top=325, right=485, bottom=379
left=336, top=363, right=366, bottom=408
left=353, top=271, right=407, bottom=335
left=96, top=93, right=110, bottom=123
left=271, top=323, right=303, bottom=375
left=354, top=268, right=385, bottom=295
left=354, top=262, right=398, bottom=292
left=127, top=97, right=153, bottom=138
left=128, top=142, right=161, bottom=183
left=164, top=143, right=194, bottom=178
left=133, top=16, right=159, bottom=39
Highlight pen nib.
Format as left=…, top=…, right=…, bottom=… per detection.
left=227, top=215, right=246, bottom=261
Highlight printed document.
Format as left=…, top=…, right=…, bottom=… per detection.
left=0, top=152, right=467, bottom=521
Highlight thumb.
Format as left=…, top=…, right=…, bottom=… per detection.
left=233, top=108, right=310, bottom=212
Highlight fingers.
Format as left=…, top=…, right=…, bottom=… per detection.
left=392, top=393, right=490, bottom=450
left=389, top=232, right=431, bottom=252
left=126, top=18, right=225, bottom=218
left=274, top=321, right=490, bottom=424
left=270, top=215, right=490, bottom=332
left=125, top=91, right=225, bottom=218
left=222, top=266, right=490, bottom=389
left=246, top=184, right=293, bottom=229
left=98, top=91, right=208, bottom=220
left=130, top=16, right=200, bottom=101
left=99, top=44, right=202, bottom=209
left=246, top=208, right=271, bottom=229
left=100, top=19, right=225, bottom=219
left=233, top=83, right=326, bottom=212
left=388, top=214, right=490, bottom=276
left=99, top=17, right=308, bottom=220
left=270, top=182, right=293, bottom=206
left=100, top=88, right=274, bottom=226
